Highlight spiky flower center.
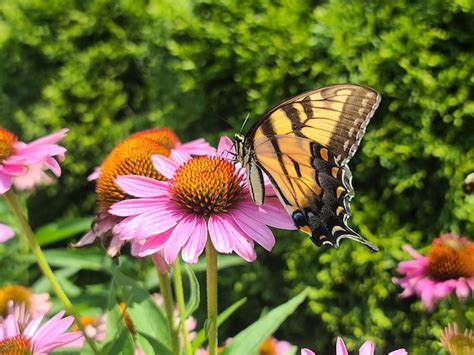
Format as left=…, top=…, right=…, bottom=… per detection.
left=0, top=286, right=31, bottom=318
left=441, top=324, right=474, bottom=355
left=171, top=156, right=243, bottom=217
left=130, top=128, right=180, bottom=150
left=96, top=136, right=169, bottom=209
left=428, top=234, right=474, bottom=280
left=0, top=335, right=32, bottom=355
left=0, top=128, right=17, bottom=162
left=259, top=337, right=277, bottom=355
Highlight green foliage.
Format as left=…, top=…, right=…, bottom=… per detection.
left=1, top=0, right=473, bottom=353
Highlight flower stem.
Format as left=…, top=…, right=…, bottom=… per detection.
left=158, top=270, right=180, bottom=355
left=3, top=190, right=100, bottom=355
left=451, top=294, right=468, bottom=332
left=173, top=258, right=193, bottom=355
left=206, top=238, right=218, bottom=355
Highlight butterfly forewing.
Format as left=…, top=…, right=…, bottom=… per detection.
left=243, top=84, right=380, bottom=251
left=250, top=84, right=381, bottom=164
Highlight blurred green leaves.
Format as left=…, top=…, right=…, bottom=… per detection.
left=0, top=0, right=473, bottom=353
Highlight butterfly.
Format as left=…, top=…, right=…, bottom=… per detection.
left=234, top=84, right=381, bottom=251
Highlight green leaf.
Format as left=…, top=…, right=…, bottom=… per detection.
left=110, top=266, right=172, bottom=355
left=183, top=263, right=200, bottom=319
left=101, top=282, right=135, bottom=355
left=34, top=248, right=109, bottom=270
left=192, top=297, right=247, bottom=350
left=32, top=267, right=81, bottom=296
left=221, top=289, right=308, bottom=355
left=35, top=217, right=93, bottom=246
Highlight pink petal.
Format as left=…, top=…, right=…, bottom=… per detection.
left=359, top=340, right=375, bottom=355
left=109, top=198, right=168, bottom=217
left=0, top=223, right=15, bottom=242
left=26, top=128, right=68, bottom=147
left=135, top=207, right=182, bottom=238
left=1, top=163, right=27, bottom=176
left=115, top=175, right=169, bottom=198
left=301, top=349, right=316, bottom=355
left=217, top=136, right=235, bottom=156
left=433, top=280, right=457, bottom=298
left=46, top=157, right=62, bottom=176
left=418, top=279, right=437, bottom=311
left=402, top=245, right=424, bottom=259
left=137, top=228, right=175, bottom=257
left=31, top=311, right=71, bottom=341
left=213, top=215, right=258, bottom=262
left=182, top=217, right=207, bottom=263
left=152, top=155, right=178, bottom=179
left=456, top=278, right=470, bottom=300
left=170, top=150, right=192, bottom=165
left=107, top=235, right=125, bottom=257
left=388, top=349, right=408, bottom=355
left=0, top=172, right=13, bottom=194
left=3, top=314, right=20, bottom=337
left=17, top=145, right=66, bottom=161
left=208, top=214, right=234, bottom=253
left=336, top=337, right=348, bottom=355
left=152, top=249, right=171, bottom=273
left=238, top=200, right=296, bottom=230
left=467, top=277, right=474, bottom=290
left=177, top=138, right=216, bottom=155
left=164, top=214, right=197, bottom=264
left=74, top=230, right=97, bottom=247
left=87, top=166, right=101, bottom=181
left=229, top=209, right=275, bottom=251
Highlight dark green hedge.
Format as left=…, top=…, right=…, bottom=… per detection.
left=1, top=0, right=473, bottom=352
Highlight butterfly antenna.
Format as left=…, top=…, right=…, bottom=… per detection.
left=210, top=106, right=232, bottom=128
left=239, top=112, right=250, bottom=133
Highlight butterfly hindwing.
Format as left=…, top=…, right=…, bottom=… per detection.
left=240, top=84, right=380, bottom=251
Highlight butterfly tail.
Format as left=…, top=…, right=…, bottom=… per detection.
left=308, top=219, right=379, bottom=252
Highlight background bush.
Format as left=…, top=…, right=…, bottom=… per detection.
left=1, top=0, right=473, bottom=353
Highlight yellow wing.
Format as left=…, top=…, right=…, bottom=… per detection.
left=245, top=84, right=380, bottom=250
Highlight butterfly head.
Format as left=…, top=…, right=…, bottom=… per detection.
left=234, top=133, right=246, bottom=164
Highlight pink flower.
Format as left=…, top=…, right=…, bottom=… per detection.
left=393, top=233, right=474, bottom=311
left=301, top=337, right=407, bottom=355
left=0, top=128, right=68, bottom=194
left=196, top=336, right=292, bottom=355
left=441, top=323, right=474, bottom=354
left=0, top=286, right=51, bottom=320
left=109, top=136, right=295, bottom=265
left=77, top=130, right=215, bottom=256
left=87, top=128, right=215, bottom=181
left=259, top=336, right=293, bottom=354
left=0, top=310, right=83, bottom=354
left=67, top=314, right=106, bottom=347
left=0, top=223, right=14, bottom=243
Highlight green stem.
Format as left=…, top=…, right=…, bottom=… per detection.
left=158, top=270, right=180, bottom=355
left=206, top=239, right=218, bottom=355
left=451, top=294, right=468, bottom=332
left=173, top=258, right=193, bottom=355
left=3, top=190, right=100, bottom=355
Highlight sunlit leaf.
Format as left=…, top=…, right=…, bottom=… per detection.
left=192, top=297, right=247, bottom=350
left=35, top=217, right=93, bottom=246
left=221, top=289, right=308, bottom=355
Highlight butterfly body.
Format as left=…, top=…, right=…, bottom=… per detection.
left=235, top=84, right=381, bottom=251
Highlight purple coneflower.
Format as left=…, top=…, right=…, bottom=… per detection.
left=0, top=128, right=68, bottom=194
left=394, top=233, right=474, bottom=310
left=109, top=137, right=295, bottom=265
